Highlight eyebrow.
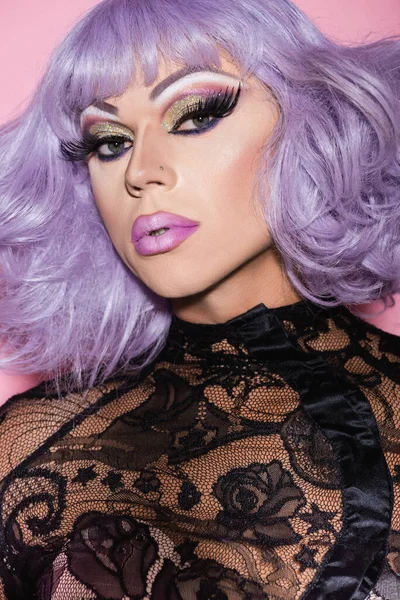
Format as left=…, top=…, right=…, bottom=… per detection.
left=89, top=100, right=119, bottom=116
left=89, top=66, right=238, bottom=116
left=149, top=66, right=239, bottom=100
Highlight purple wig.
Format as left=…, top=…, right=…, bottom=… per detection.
left=0, top=0, right=399, bottom=389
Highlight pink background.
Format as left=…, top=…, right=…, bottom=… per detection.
left=0, top=0, right=399, bottom=400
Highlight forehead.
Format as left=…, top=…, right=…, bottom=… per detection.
left=108, top=52, right=245, bottom=103
left=152, top=53, right=243, bottom=85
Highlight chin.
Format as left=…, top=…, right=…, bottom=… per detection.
left=142, top=274, right=219, bottom=302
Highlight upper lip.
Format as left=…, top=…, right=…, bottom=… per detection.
left=131, top=211, right=200, bottom=242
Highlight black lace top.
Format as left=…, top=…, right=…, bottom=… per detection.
left=0, top=301, right=399, bottom=600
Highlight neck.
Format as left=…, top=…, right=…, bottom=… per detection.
left=170, top=248, right=301, bottom=324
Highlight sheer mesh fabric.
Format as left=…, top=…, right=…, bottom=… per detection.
left=0, top=301, right=398, bottom=599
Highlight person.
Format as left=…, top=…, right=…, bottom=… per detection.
left=0, top=0, right=399, bottom=597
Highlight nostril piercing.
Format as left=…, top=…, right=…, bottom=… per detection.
left=159, top=166, right=164, bottom=170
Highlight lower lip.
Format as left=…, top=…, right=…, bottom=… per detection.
left=133, top=225, right=200, bottom=256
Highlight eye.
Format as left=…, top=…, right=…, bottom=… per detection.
left=178, top=115, right=213, bottom=132
left=96, top=139, right=133, bottom=159
left=59, top=133, right=133, bottom=163
left=168, top=85, right=242, bottom=136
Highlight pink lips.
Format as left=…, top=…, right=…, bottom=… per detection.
left=131, top=211, right=200, bottom=256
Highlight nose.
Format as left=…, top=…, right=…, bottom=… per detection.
left=124, top=129, right=177, bottom=197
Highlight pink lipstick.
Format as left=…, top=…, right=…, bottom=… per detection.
left=131, top=211, right=200, bottom=256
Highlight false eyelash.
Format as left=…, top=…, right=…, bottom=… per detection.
left=171, top=84, right=242, bottom=132
left=59, top=83, right=242, bottom=162
left=59, top=132, right=132, bottom=163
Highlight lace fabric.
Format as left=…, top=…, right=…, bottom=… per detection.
left=0, top=301, right=398, bottom=599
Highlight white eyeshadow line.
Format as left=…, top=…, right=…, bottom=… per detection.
left=80, top=106, right=120, bottom=127
left=80, top=72, right=245, bottom=126
left=151, top=72, right=244, bottom=106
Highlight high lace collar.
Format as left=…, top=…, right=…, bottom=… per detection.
left=171, top=299, right=325, bottom=334
left=167, top=300, right=331, bottom=357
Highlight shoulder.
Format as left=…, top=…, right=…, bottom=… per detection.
left=285, top=302, right=399, bottom=369
left=0, top=372, right=150, bottom=482
left=335, top=308, right=400, bottom=386
left=319, top=306, right=400, bottom=403
left=277, top=301, right=400, bottom=412
left=321, top=308, right=400, bottom=477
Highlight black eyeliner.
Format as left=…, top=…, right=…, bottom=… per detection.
left=170, top=84, right=242, bottom=133
left=60, top=83, right=242, bottom=162
left=59, top=132, right=131, bottom=163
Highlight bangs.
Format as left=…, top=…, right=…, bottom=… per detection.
left=41, top=0, right=257, bottom=139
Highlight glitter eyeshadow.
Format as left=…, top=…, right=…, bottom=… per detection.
left=86, top=122, right=134, bottom=138
left=161, top=95, right=206, bottom=131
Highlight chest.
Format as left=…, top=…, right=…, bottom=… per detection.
left=2, top=353, right=399, bottom=600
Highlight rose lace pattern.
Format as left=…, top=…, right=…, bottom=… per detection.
left=0, top=302, right=398, bottom=599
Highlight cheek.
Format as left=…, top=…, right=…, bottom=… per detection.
left=89, top=165, right=124, bottom=238
left=203, top=133, right=267, bottom=225
left=89, top=164, right=109, bottom=211
left=201, top=131, right=273, bottom=257
left=214, top=114, right=269, bottom=186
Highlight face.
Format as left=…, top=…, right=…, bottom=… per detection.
left=80, top=55, right=279, bottom=301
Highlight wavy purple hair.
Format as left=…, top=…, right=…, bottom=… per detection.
left=0, top=0, right=399, bottom=389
